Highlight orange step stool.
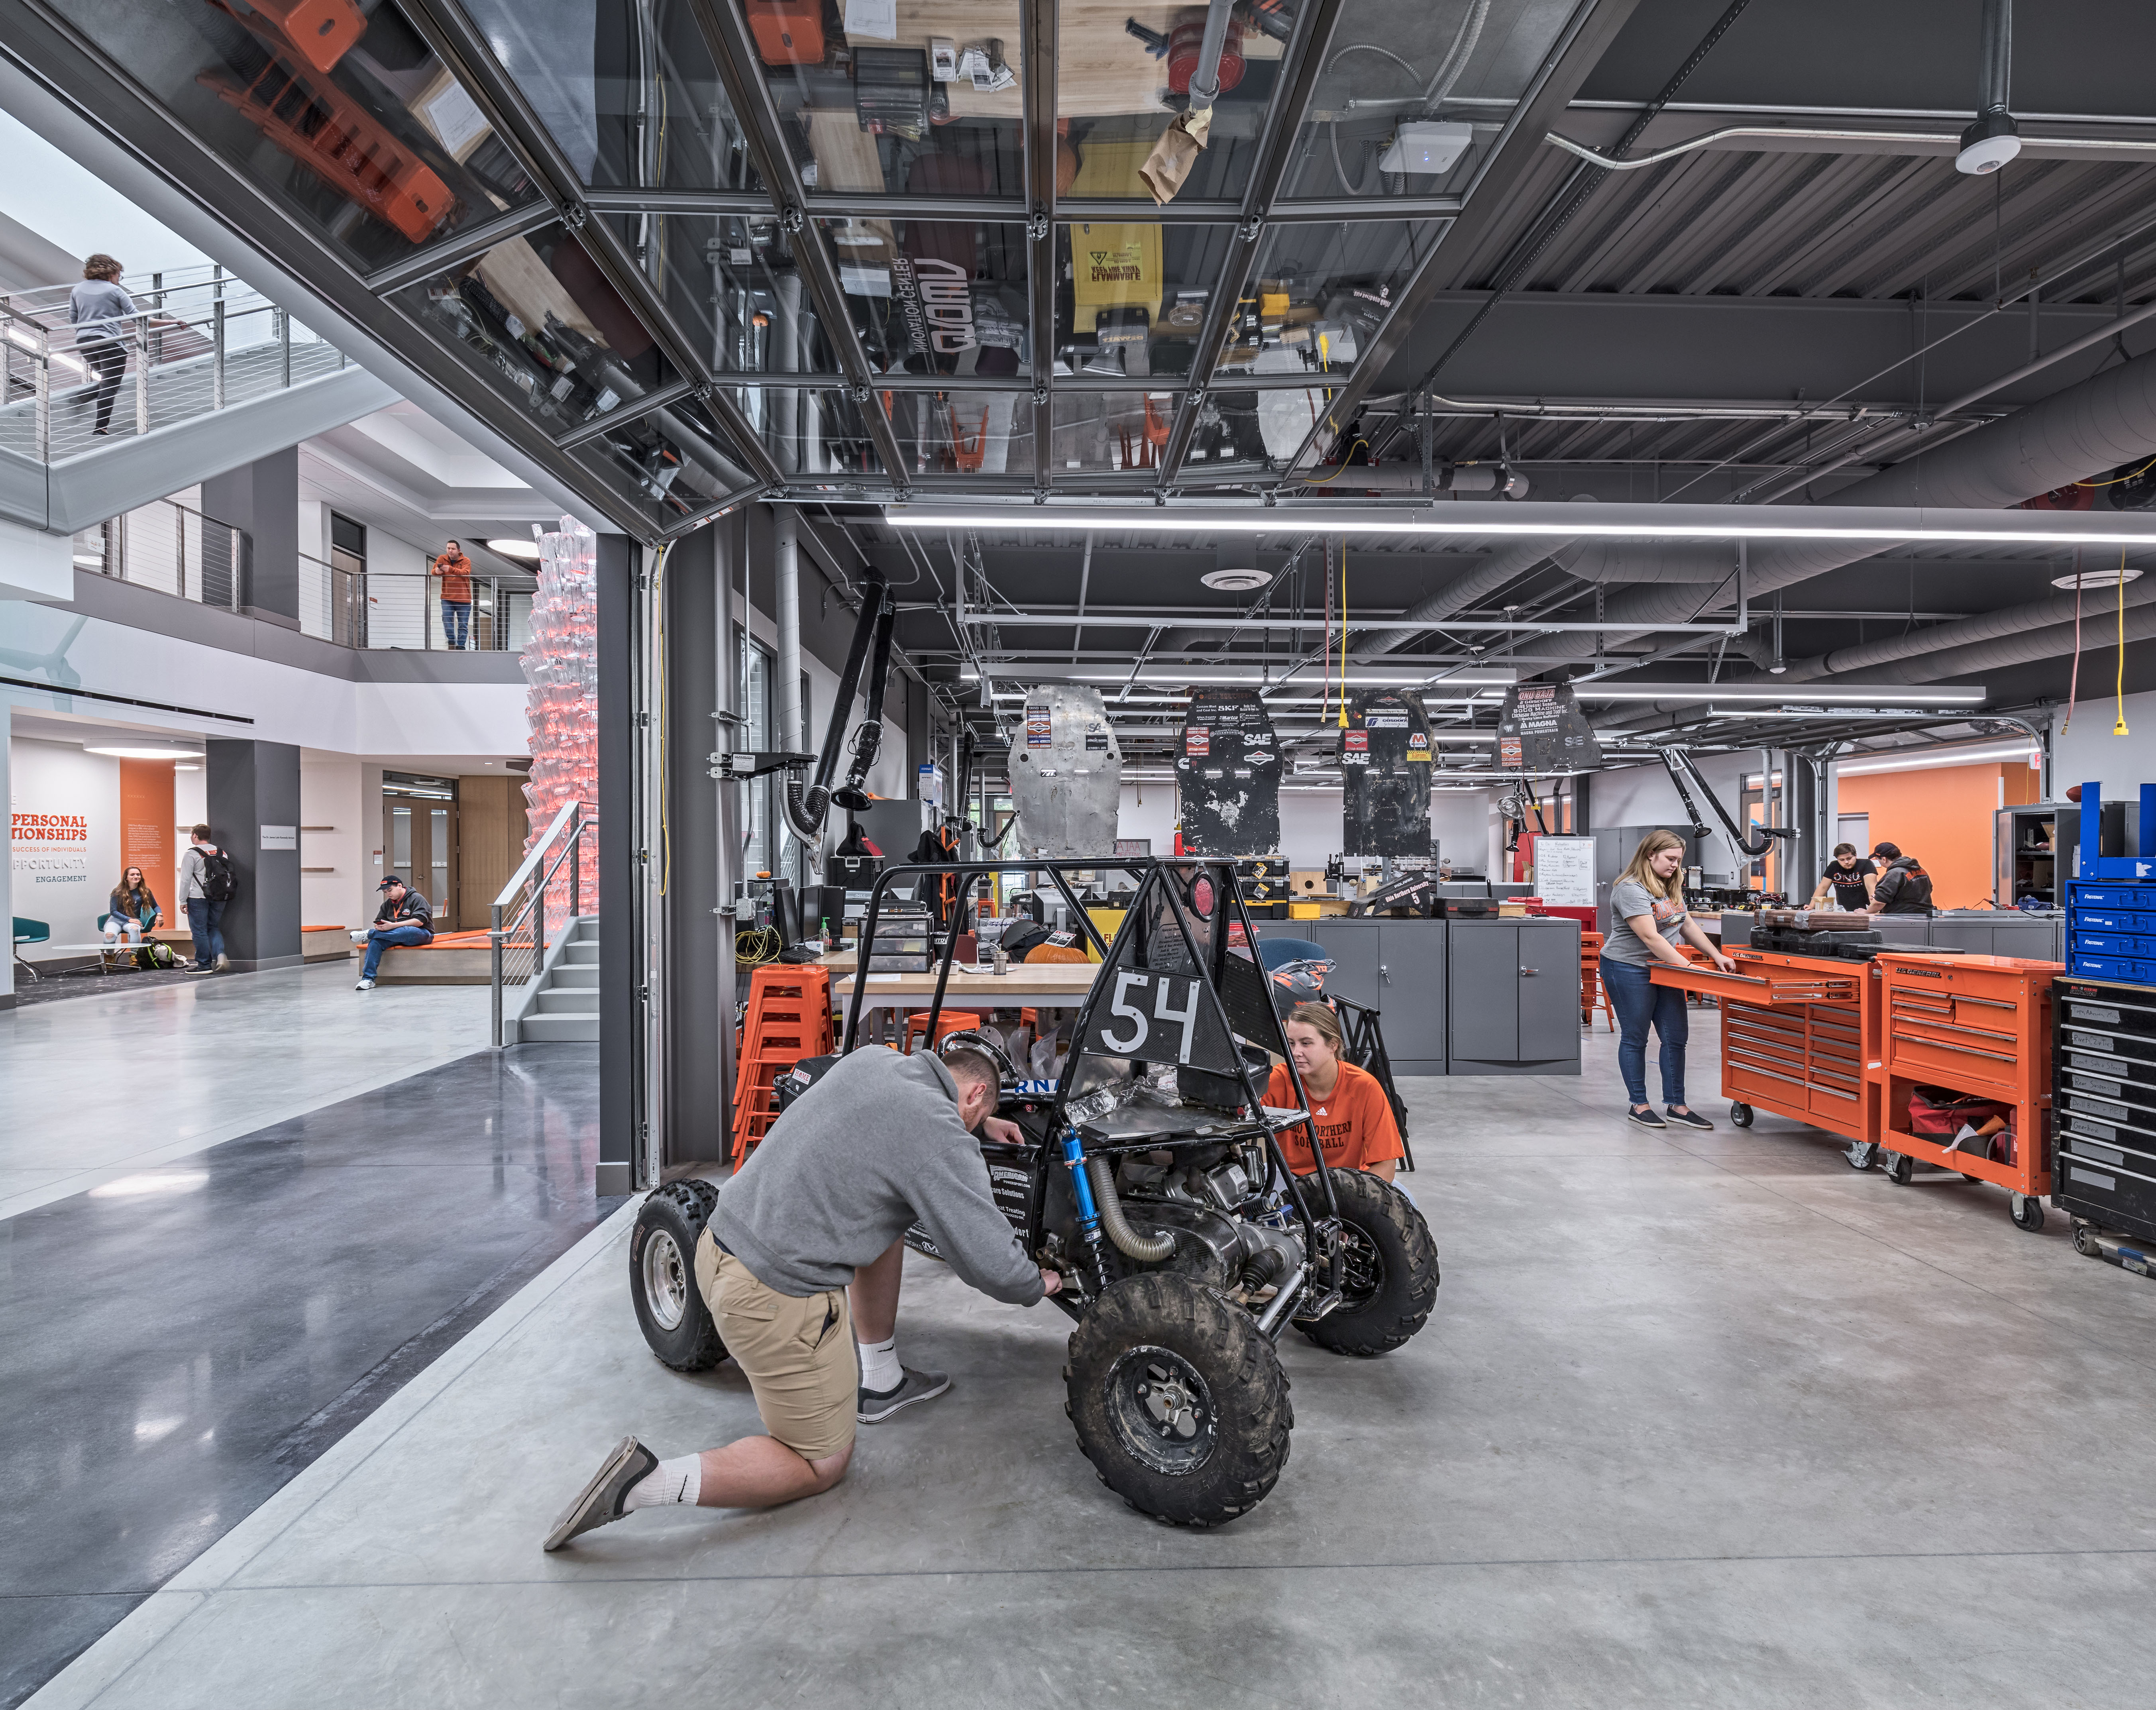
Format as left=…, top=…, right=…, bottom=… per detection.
left=905, top=1009, right=982, bottom=1053
left=731, top=965, right=835, bottom=1164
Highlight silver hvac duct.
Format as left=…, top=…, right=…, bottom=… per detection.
left=1536, top=343, right=2156, bottom=664
left=1876, top=592, right=2156, bottom=684
left=1293, top=462, right=1527, bottom=497
left=1771, top=574, right=2156, bottom=681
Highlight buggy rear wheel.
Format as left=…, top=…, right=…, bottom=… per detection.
left=1298, top=1168, right=1440, bottom=1357
left=1065, top=1272, right=1291, bottom=1527
left=630, top=1181, right=728, bottom=1372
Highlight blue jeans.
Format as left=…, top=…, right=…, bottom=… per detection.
left=362, top=924, right=430, bottom=980
left=442, top=598, right=471, bottom=649
left=1601, top=956, right=1689, bottom=1109
left=185, top=897, right=226, bottom=968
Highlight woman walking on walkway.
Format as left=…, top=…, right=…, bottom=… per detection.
left=1600, top=830, right=1737, bottom=1132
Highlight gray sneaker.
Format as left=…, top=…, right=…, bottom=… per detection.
left=214, top=952, right=229, bottom=972
left=543, top=1435, right=659, bottom=1552
left=858, top=1366, right=950, bottom=1423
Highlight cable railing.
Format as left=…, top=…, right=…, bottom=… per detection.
left=0, top=266, right=346, bottom=465
left=71, top=497, right=248, bottom=609
left=491, top=799, right=595, bottom=1048
left=295, top=554, right=532, bottom=650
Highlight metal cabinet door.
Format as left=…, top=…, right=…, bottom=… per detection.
left=1515, top=920, right=1582, bottom=1066
left=1309, top=920, right=1382, bottom=1011
left=1447, top=923, right=1519, bottom=1064
left=1374, top=918, right=1447, bottom=1073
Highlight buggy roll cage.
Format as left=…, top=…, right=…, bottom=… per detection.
left=844, top=856, right=1346, bottom=1270
left=1657, top=745, right=1794, bottom=861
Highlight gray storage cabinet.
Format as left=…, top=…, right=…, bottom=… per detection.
left=1292, top=917, right=1448, bottom=1074
left=1448, top=918, right=1582, bottom=1076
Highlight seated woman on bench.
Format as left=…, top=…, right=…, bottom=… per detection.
left=104, top=866, right=161, bottom=947
left=1265, top=1002, right=1404, bottom=1181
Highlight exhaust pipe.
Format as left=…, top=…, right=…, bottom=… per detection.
left=831, top=591, right=897, bottom=813
left=782, top=577, right=888, bottom=842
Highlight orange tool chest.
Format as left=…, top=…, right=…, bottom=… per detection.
left=1874, top=951, right=2058, bottom=1229
left=1651, top=949, right=1878, bottom=1148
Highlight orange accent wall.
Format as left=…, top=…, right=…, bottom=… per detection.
left=118, top=759, right=174, bottom=921
left=1835, top=760, right=2040, bottom=908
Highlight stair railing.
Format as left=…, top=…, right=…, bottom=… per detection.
left=490, top=797, right=595, bottom=1048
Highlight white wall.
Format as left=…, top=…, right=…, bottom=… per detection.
left=0, top=599, right=529, bottom=757
left=1116, top=780, right=1177, bottom=854
left=2052, top=691, right=2156, bottom=798
left=300, top=753, right=365, bottom=928
left=9, top=737, right=119, bottom=956
left=174, top=761, right=206, bottom=904
left=1119, top=781, right=1496, bottom=869
left=364, top=528, right=434, bottom=650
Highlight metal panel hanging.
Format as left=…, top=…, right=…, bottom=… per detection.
left=1176, top=687, right=1280, bottom=856
left=1341, top=686, right=1433, bottom=858
left=1007, top=684, right=1123, bottom=857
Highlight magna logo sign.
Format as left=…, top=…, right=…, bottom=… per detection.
left=890, top=256, right=977, bottom=355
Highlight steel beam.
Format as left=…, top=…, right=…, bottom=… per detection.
left=1156, top=0, right=1346, bottom=485
left=1269, top=0, right=1649, bottom=487
left=688, top=0, right=913, bottom=488
left=1022, top=0, right=1057, bottom=489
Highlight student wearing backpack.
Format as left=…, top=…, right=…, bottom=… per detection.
left=179, top=824, right=236, bottom=973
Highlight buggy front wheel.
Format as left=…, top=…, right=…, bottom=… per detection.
left=1065, top=1273, right=1292, bottom=1527
left=630, top=1180, right=728, bottom=1372
left=1298, top=1168, right=1441, bottom=1357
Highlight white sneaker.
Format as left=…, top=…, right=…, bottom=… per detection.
left=215, top=952, right=229, bottom=972
left=355, top=978, right=375, bottom=991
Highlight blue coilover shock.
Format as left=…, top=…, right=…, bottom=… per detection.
left=1062, top=1129, right=1104, bottom=1252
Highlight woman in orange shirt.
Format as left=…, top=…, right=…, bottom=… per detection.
left=1263, top=1002, right=1405, bottom=1180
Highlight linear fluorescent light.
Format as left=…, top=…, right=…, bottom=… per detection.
left=1836, top=743, right=2040, bottom=775
left=84, top=744, right=206, bottom=760
left=889, top=500, right=2156, bottom=549
left=961, top=665, right=1516, bottom=687
left=1578, top=683, right=1986, bottom=705
left=1707, top=707, right=1944, bottom=720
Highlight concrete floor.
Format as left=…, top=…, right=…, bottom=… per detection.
left=0, top=962, right=493, bottom=1220
left=1, top=1043, right=615, bottom=1709
left=26, top=1009, right=2156, bottom=1708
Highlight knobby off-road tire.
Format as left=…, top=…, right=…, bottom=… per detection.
left=1064, top=1272, right=1292, bottom=1527
left=1299, top=1168, right=1441, bottom=1357
left=630, top=1180, right=728, bottom=1371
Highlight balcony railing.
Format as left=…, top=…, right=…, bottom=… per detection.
left=297, top=555, right=531, bottom=651
left=0, top=265, right=346, bottom=464
left=72, top=498, right=248, bottom=609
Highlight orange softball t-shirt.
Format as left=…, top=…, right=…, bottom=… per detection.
left=1264, top=1060, right=1405, bottom=1174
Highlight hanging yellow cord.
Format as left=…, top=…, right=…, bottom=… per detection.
left=2116, top=546, right=2132, bottom=737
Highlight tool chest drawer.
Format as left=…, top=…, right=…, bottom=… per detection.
left=2070, top=885, right=2156, bottom=910
left=2070, top=909, right=2156, bottom=933
left=2053, top=977, right=2156, bottom=1239
left=2055, top=1141, right=2156, bottom=1236
left=1653, top=959, right=1858, bottom=1006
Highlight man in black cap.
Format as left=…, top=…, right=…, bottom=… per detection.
left=1866, top=843, right=1935, bottom=915
left=356, top=874, right=434, bottom=990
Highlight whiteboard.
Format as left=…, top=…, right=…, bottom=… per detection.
left=1534, top=837, right=1597, bottom=908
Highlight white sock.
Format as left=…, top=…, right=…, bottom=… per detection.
left=858, top=1335, right=902, bottom=1394
left=624, top=1453, right=702, bottom=1509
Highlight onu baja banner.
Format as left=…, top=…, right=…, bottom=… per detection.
left=1341, top=687, right=1433, bottom=858
left=1496, top=682, right=1602, bottom=772
left=1177, top=687, right=1279, bottom=856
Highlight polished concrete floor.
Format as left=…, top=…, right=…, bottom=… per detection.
left=26, top=1010, right=2156, bottom=1708
left=2, top=1043, right=613, bottom=1709
left=0, top=962, right=493, bottom=1220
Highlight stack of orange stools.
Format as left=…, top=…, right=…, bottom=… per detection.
left=730, top=964, right=834, bottom=1165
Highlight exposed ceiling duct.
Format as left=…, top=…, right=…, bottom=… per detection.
left=1529, top=342, right=2156, bottom=669
left=1874, top=594, right=2156, bottom=685
left=1767, top=575, right=2156, bottom=682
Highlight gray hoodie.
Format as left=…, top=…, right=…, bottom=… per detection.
left=711, top=1046, right=1044, bottom=1306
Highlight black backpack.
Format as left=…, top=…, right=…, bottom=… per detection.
left=200, top=846, right=239, bottom=903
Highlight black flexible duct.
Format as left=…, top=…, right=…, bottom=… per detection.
left=782, top=579, right=888, bottom=842
left=831, top=593, right=897, bottom=812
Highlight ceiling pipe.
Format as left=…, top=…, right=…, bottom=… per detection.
left=1959, top=0, right=2021, bottom=175
left=774, top=508, right=805, bottom=754
left=1775, top=575, right=2156, bottom=680
left=1876, top=593, right=2156, bottom=684
left=1530, top=342, right=2156, bottom=666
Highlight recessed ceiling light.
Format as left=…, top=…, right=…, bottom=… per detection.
left=2052, top=567, right=2144, bottom=590
left=487, top=537, right=542, bottom=561
left=85, top=744, right=205, bottom=760
left=1200, top=568, right=1268, bottom=591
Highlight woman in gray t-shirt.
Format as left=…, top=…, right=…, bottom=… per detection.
left=1601, top=830, right=1735, bottom=1132
left=69, top=253, right=137, bottom=438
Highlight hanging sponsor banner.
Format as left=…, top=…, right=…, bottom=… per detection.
left=1176, top=687, right=1280, bottom=856
left=1341, top=687, right=1433, bottom=858
left=1496, top=681, right=1602, bottom=773
left=1008, top=686, right=1122, bottom=854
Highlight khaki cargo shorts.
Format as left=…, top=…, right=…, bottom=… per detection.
left=694, top=1229, right=857, bottom=1461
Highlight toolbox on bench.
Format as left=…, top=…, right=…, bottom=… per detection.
left=2054, top=976, right=2156, bottom=1244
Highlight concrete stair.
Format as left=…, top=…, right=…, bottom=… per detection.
left=513, top=918, right=599, bottom=1043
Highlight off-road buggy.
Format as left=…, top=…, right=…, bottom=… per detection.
left=629, top=858, right=1440, bottom=1527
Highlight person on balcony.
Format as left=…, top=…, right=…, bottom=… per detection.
left=437, top=539, right=474, bottom=649
left=69, top=254, right=137, bottom=438
left=355, top=874, right=433, bottom=991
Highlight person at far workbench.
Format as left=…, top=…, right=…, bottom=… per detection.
left=1265, top=1002, right=1404, bottom=1181
left=1866, top=842, right=1934, bottom=914
left=1808, top=842, right=1877, bottom=912
left=1601, top=830, right=1738, bottom=1133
